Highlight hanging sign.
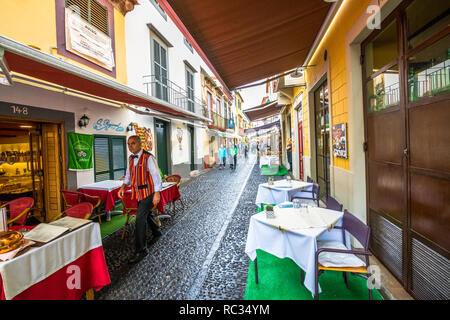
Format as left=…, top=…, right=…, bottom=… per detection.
left=65, top=8, right=115, bottom=70
left=68, top=132, right=94, bottom=170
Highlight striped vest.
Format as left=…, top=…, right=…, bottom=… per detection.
left=129, top=150, right=155, bottom=201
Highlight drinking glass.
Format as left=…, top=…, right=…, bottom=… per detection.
left=301, top=203, right=308, bottom=213
left=286, top=175, right=292, bottom=186
left=293, top=199, right=301, bottom=209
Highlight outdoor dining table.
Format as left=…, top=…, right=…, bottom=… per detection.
left=0, top=222, right=110, bottom=300
left=79, top=180, right=129, bottom=221
left=255, top=179, right=313, bottom=208
left=158, top=181, right=181, bottom=215
left=245, top=204, right=350, bottom=298
left=259, top=155, right=280, bottom=168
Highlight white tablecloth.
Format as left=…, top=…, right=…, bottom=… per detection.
left=79, top=180, right=123, bottom=192
left=0, top=222, right=102, bottom=300
left=245, top=207, right=350, bottom=297
left=259, top=156, right=280, bottom=168
left=255, top=179, right=313, bottom=206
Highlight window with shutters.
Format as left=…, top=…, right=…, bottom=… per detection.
left=66, top=0, right=109, bottom=36
left=94, top=135, right=126, bottom=182
left=186, top=67, right=195, bottom=112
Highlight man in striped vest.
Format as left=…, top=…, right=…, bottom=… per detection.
left=119, top=135, right=163, bottom=264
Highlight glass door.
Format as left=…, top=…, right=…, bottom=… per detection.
left=29, top=126, right=45, bottom=220
left=314, top=81, right=330, bottom=201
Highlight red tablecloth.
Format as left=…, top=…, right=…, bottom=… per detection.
left=122, top=184, right=181, bottom=215
left=79, top=187, right=130, bottom=212
left=158, top=184, right=181, bottom=214
left=0, top=246, right=110, bottom=300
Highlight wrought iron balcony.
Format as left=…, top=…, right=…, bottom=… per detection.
left=208, top=111, right=228, bottom=131
left=143, top=75, right=206, bottom=115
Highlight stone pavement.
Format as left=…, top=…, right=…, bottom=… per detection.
left=96, top=152, right=279, bottom=300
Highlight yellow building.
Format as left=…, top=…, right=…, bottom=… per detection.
left=290, top=0, right=449, bottom=299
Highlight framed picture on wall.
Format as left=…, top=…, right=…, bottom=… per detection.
left=332, top=123, right=348, bottom=159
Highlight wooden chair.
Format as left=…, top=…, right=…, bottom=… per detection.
left=82, top=193, right=102, bottom=224
left=0, top=197, right=34, bottom=227
left=61, top=190, right=83, bottom=208
left=54, top=202, right=94, bottom=221
left=61, top=190, right=102, bottom=224
left=121, top=190, right=159, bottom=240
left=162, top=174, right=184, bottom=214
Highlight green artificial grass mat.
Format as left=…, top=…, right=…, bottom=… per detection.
left=244, top=250, right=383, bottom=300
left=260, top=165, right=289, bottom=176
left=99, top=203, right=131, bottom=238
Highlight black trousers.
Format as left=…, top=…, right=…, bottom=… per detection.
left=135, top=193, right=160, bottom=253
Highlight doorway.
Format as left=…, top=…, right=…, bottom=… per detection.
left=297, top=108, right=304, bottom=180
left=188, top=125, right=195, bottom=171
left=155, top=119, right=170, bottom=176
left=362, top=0, right=450, bottom=299
left=314, top=80, right=330, bottom=202
left=0, top=120, right=63, bottom=223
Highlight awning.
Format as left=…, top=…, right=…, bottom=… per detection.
left=0, top=35, right=210, bottom=123
left=243, top=100, right=285, bottom=122
left=244, top=120, right=280, bottom=133
left=160, top=0, right=333, bottom=90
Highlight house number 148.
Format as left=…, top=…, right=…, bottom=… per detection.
left=10, top=105, right=29, bottom=115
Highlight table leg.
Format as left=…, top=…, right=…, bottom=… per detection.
left=106, top=211, right=111, bottom=222
left=85, top=288, right=94, bottom=300
left=154, top=215, right=161, bottom=228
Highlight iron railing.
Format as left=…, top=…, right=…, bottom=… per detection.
left=143, top=75, right=206, bottom=115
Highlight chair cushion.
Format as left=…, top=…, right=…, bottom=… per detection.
left=317, top=241, right=366, bottom=268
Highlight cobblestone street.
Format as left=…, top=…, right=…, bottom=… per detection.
left=96, top=153, right=282, bottom=300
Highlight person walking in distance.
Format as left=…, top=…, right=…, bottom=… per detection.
left=231, top=144, right=238, bottom=170
left=286, top=137, right=293, bottom=172
left=118, top=135, right=163, bottom=264
left=218, top=144, right=227, bottom=170
left=228, top=142, right=234, bottom=170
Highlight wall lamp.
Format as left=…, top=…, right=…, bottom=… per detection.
left=126, top=122, right=134, bottom=132
left=78, top=114, right=90, bottom=128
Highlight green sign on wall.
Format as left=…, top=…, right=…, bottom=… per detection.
left=68, top=132, right=93, bottom=170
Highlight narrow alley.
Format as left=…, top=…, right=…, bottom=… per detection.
left=97, top=153, right=266, bottom=299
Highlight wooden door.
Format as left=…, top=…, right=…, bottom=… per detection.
left=41, top=123, right=63, bottom=222
left=363, top=0, right=450, bottom=299
left=155, top=120, right=169, bottom=176
left=188, top=125, right=195, bottom=171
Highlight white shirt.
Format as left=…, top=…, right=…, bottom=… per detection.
left=123, top=149, right=162, bottom=192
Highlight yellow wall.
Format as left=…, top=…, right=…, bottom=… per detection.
left=0, top=0, right=127, bottom=84
left=305, top=0, right=372, bottom=171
